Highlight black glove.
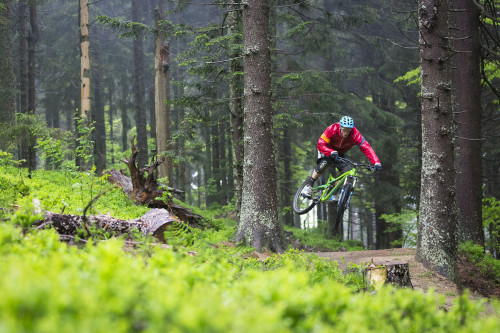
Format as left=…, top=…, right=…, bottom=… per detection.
left=374, top=163, right=382, bottom=171
left=329, top=151, right=338, bottom=161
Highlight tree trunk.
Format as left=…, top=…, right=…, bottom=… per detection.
left=79, top=0, right=90, bottom=119
left=26, top=1, right=38, bottom=172
left=234, top=0, right=283, bottom=252
left=327, top=203, right=337, bottom=239
left=120, top=86, right=130, bottom=152
left=228, top=3, right=244, bottom=221
left=220, top=120, right=228, bottom=204
left=132, top=0, right=148, bottom=168
left=0, top=0, right=15, bottom=130
left=18, top=0, right=29, bottom=163
left=154, top=7, right=171, bottom=180
left=416, top=0, right=458, bottom=281
left=108, top=79, right=115, bottom=165
left=203, top=126, right=213, bottom=208
left=18, top=0, right=28, bottom=115
left=211, top=123, right=221, bottom=203
left=281, top=126, right=294, bottom=226
left=92, top=46, right=106, bottom=174
left=450, top=0, right=484, bottom=246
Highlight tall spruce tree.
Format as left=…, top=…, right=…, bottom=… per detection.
left=235, top=0, right=283, bottom=252
left=416, top=0, right=458, bottom=281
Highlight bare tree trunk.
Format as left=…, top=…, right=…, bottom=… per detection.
left=451, top=0, right=484, bottom=246
left=235, top=0, right=283, bottom=252
left=416, top=0, right=458, bottom=281
left=154, top=3, right=171, bottom=180
left=154, top=14, right=171, bottom=180
left=79, top=0, right=90, bottom=119
left=132, top=0, right=148, bottom=168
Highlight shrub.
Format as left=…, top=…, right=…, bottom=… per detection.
left=0, top=225, right=498, bottom=332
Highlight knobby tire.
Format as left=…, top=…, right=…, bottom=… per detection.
left=293, top=177, right=318, bottom=215
left=335, top=182, right=353, bottom=232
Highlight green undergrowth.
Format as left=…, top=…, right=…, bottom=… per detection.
left=459, top=242, right=500, bottom=285
left=1, top=163, right=500, bottom=331
left=0, top=163, right=148, bottom=220
left=0, top=224, right=499, bottom=332
left=286, top=226, right=365, bottom=252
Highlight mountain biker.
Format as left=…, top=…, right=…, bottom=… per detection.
left=303, top=116, right=382, bottom=199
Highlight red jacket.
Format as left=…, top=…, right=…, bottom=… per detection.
left=317, top=123, right=380, bottom=165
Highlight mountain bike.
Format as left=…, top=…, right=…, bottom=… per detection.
left=292, top=157, right=374, bottom=233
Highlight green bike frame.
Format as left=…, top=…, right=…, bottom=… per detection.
left=315, top=168, right=357, bottom=203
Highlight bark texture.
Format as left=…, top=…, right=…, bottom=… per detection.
left=450, top=0, right=484, bottom=245
left=416, top=0, right=458, bottom=281
left=38, top=209, right=180, bottom=242
left=0, top=0, right=15, bottom=127
left=228, top=4, right=244, bottom=221
left=235, top=0, right=284, bottom=252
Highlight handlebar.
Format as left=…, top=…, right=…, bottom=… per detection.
left=337, top=157, right=374, bottom=171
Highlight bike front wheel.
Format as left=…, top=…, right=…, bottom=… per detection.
left=293, top=177, right=320, bottom=215
left=335, top=182, right=353, bottom=232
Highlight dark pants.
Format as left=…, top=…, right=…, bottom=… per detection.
left=314, top=153, right=351, bottom=176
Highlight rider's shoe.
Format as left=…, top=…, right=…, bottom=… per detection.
left=303, top=184, right=312, bottom=198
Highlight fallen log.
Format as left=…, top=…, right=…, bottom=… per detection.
left=37, top=208, right=181, bottom=242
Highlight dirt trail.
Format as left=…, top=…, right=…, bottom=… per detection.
left=312, top=248, right=488, bottom=307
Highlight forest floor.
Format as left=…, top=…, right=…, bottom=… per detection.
left=310, top=248, right=500, bottom=309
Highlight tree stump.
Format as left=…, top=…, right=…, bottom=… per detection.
left=104, top=138, right=205, bottom=229
left=365, top=262, right=413, bottom=289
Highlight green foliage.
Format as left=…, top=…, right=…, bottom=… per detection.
left=286, top=225, right=364, bottom=252
left=35, top=135, right=64, bottom=169
left=0, top=164, right=147, bottom=220
left=75, top=115, right=95, bottom=168
left=0, top=224, right=498, bottom=332
left=394, top=67, right=421, bottom=86
left=96, top=15, right=158, bottom=38
left=483, top=197, right=500, bottom=255
left=0, top=113, right=48, bottom=153
left=7, top=196, right=43, bottom=228
left=459, top=242, right=500, bottom=285
left=381, top=209, right=418, bottom=247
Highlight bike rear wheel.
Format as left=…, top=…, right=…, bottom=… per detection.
left=293, top=177, right=320, bottom=215
left=334, top=182, right=353, bottom=232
